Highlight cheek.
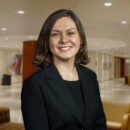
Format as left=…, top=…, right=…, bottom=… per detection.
left=71, top=36, right=81, bottom=48
left=71, top=34, right=81, bottom=43
left=50, top=38, right=60, bottom=46
left=50, top=39, right=59, bottom=54
left=50, top=40, right=57, bottom=50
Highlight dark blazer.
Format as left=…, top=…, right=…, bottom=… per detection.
left=21, top=63, right=107, bottom=130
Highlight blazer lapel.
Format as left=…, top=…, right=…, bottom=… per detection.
left=77, top=66, right=98, bottom=127
left=44, top=64, right=85, bottom=128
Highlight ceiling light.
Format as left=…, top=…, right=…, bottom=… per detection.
left=104, top=2, right=112, bottom=7
left=121, top=21, right=127, bottom=24
left=17, top=10, right=25, bottom=14
left=1, top=28, right=7, bottom=31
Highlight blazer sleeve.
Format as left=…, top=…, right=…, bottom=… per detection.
left=21, top=78, right=50, bottom=130
left=93, top=73, right=107, bottom=130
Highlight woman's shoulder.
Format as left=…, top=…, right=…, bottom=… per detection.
left=79, top=65, right=97, bottom=79
left=23, top=67, right=46, bottom=83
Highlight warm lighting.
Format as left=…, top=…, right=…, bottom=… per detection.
left=4, top=37, right=8, bottom=40
left=104, top=45, right=108, bottom=49
left=17, top=10, right=25, bottom=14
left=28, top=36, right=33, bottom=39
left=121, top=21, right=127, bottom=24
left=1, top=28, right=7, bottom=31
left=104, top=2, right=112, bottom=7
left=96, top=42, right=100, bottom=46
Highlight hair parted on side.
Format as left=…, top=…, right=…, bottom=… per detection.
left=33, top=9, right=90, bottom=67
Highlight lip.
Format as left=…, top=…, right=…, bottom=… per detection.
left=58, top=46, right=72, bottom=52
left=58, top=46, right=72, bottom=48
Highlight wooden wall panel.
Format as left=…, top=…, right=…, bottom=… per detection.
left=22, top=41, right=40, bottom=82
left=120, top=58, right=125, bottom=77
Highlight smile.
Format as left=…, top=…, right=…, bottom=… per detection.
left=59, top=46, right=72, bottom=52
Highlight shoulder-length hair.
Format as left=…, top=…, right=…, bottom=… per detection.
left=33, top=9, right=90, bottom=67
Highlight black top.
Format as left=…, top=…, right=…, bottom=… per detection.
left=63, top=80, right=85, bottom=116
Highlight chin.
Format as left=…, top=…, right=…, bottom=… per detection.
left=59, top=56, right=74, bottom=62
left=53, top=53, right=75, bottom=62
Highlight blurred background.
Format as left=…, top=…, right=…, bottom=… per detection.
left=0, top=0, right=130, bottom=129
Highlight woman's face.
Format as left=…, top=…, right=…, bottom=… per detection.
left=49, top=16, right=81, bottom=63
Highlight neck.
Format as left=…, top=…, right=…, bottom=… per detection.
left=53, top=58, right=79, bottom=81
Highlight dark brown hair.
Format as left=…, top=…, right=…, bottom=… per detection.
left=33, top=9, right=89, bottom=67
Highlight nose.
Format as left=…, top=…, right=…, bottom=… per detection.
left=60, top=34, right=68, bottom=44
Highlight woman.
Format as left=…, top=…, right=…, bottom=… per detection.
left=21, top=9, right=107, bottom=130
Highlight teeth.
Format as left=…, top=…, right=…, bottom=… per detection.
left=60, top=47, right=70, bottom=50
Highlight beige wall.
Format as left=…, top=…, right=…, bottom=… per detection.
left=109, top=55, right=114, bottom=80
left=86, top=51, right=114, bottom=82
left=0, top=49, right=115, bottom=84
left=125, top=58, right=130, bottom=75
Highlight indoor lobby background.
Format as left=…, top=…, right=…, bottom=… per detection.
left=0, top=0, right=130, bottom=129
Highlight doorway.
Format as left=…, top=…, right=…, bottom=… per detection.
left=114, top=57, right=125, bottom=78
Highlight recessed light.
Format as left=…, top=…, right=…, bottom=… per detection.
left=17, top=10, right=25, bottom=14
left=121, top=21, right=127, bottom=24
left=104, top=2, right=112, bottom=7
left=1, top=28, right=7, bottom=31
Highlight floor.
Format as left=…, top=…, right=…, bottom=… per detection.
left=0, top=82, right=22, bottom=123
left=0, top=78, right=130, bottom=124
left=100, top=78, right=130, bottom=103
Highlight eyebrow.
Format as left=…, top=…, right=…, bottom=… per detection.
left=51, top=28, right=76, bottom=32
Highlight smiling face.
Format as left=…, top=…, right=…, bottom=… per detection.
left=49, top=16, right=81, bottom=63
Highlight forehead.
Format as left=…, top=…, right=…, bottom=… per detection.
left=52, top=17, right=77, bottom=30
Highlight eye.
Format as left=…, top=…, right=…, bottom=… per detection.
left=67, top=32, right=75, bottom=35
left=51, top=33, right=60, bottom=37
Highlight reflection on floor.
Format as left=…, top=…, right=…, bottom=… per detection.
left=0, top=78, right=130, bottom=124
left=0, top=82, right=22, bottom=123
left=99, top=78, right=130, bottom=103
